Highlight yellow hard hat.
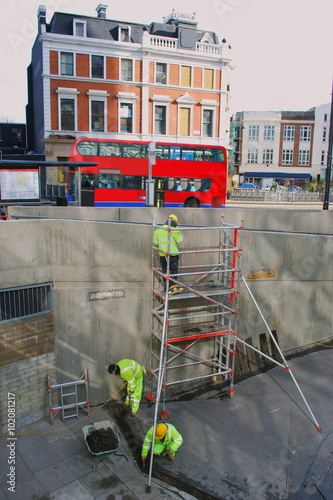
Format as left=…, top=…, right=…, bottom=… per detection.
left=155, top=423, right=167, bottom=440
left=168, top=214, right=178, bottom=223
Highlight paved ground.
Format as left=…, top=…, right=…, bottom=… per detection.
left=1, top=348, right=332, bottom=499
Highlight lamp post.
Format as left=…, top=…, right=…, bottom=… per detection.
left=323, top=79, right=333, bottom=210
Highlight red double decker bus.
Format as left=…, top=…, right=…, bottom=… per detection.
left=68, top=138, right=227, bottom=208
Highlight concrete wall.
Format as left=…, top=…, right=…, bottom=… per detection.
left=2, top=206, right=333, bottom=428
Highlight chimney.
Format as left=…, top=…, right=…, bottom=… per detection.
left=38, top=5, right=47, bottom=34
left=96, top=4, right=108, bottom=18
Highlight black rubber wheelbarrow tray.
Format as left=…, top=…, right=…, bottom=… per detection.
left=82, top=419, right=128, bottom=468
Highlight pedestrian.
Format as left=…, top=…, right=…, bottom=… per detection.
left=141, top=422, right=183, bottom=463
left=153, top=214, right=183, bottom=294
left=107, top=359, right=145, bottom=417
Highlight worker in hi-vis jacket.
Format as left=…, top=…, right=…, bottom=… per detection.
left=108, top=359, right=145, bottom=417
left=153, top=214, right=183, bottom=294
left=141, top=422, right=183, bottom=463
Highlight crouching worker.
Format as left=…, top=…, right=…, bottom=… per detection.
left=141, top=422, right=183, bottom=463
left=108, top=359, right=145, bottom=417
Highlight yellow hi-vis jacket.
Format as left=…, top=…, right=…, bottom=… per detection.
left=153, top=225, right=183, bottom=257
left=117, top=359, right=143, bottom=392
left=141, top=423, right=183, bottom=457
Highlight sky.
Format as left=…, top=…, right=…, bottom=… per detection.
left=0, top=0, right=332, bottom=123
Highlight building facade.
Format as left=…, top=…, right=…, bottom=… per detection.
left=27, top=4, right=232, bottom=177
left=230, top=104, right=331, bottom=189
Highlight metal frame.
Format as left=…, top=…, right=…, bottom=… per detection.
left=146, top=216, right=242, bottom=491
left=47, top=369, right=90, bottom=423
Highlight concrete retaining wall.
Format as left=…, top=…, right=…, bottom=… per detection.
left=1, top=206, right=333, bottom=428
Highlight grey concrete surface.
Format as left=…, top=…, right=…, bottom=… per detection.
left=1, top=348, right=331, bottom=500
left=125, top=348, right=333, bottom=500
left=0, top=403, right=196, bottom=500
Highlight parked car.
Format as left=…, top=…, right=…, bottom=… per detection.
left=236, top=183, right=257, bottom=190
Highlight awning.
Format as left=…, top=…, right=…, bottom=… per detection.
left=244, top=172, right=311, bottom=179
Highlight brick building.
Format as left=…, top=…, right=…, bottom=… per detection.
left=27, top=4, right=232, bottom=189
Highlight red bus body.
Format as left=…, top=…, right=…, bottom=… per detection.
left=69, top=138, right=227, bottom=208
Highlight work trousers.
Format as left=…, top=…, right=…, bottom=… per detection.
left=124, top=370, right=144, bottom=413
left=160, top=255, right=179, bottom=289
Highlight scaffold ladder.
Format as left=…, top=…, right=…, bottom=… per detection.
left=47, top=369, right=90, bottom=424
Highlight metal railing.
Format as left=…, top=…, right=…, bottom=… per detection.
left=229, top=191, right=322, bottom=203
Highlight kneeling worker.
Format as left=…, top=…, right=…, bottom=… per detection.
left=108, top=359, right=145, bottom=417
left=141, top=422, right=183, bottom=463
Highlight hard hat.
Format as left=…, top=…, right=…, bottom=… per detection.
left=167, top=214, right=178, bottom=223
left=155, top=423, right=168, bottom=440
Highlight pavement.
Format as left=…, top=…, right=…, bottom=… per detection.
left=1, top=347, right=333, bottom=500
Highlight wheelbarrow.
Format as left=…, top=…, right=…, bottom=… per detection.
left=82, top=419, right=128, bottom=468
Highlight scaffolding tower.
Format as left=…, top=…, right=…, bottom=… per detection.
left=149, top=215, right=242, bottom=413
left=146, top=215, right=322, bottom=493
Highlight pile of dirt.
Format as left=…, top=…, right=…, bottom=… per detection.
left=86, top=427, right=119, bottom=453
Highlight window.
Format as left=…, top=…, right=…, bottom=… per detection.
left=0, top=283, right=53, bottom=324
left=324, top=114, right=328, bottom=121
left=203, top=69, right=214, bottom=90
left=91, top=55, right=104, bottom=78
left=264, top=125, right=274, bottom=141
left=60, top=98, right=75, bottom=130
left=119, top=26, right=130, bottom=42
left=282, top=150, right=293, bottom=165
left=300, top=126, right=311, bottom=142
left=262, top=149, right=273, bottom=164
left=298, top=150, right=310, bottom=166
left=120, top=103, right=133, bottom=133
left=12, top=128, right=22, bottom=141
left=323, top=127, right=327, bottom=142
left=91, top=101, right=105, bottom=131
left=60, top=52, right=74, bottom=76
left=203, top=109, right=214, bottom=137
left=156, top=63, right=167, bottom=84
left=56, top=87, right=79, bottom=131
left=247, top=149, right=258, bottom=163
left=179, top=107, right=191, bottom=136
left=122, top=143, right=147, bottom=157
left=248, top=125, right=259, bottom=141
left=155, top=105, right=166, bottom=134
left=321, top=151, right=326, bottom=166
left=77, top=141, right=98, bottom=156
left=181, top=66, right=192, bottom=87
left=121, top=59, right=133, bottom=81
left=283, top=125, right=294, bottom=141
left=181, top=148, right=204, bottom=161
left=74, top=19, right=86, bottom=37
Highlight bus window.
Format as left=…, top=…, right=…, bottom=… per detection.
left=122, top=175, right=146, bottom=189
left=100, top=142, right=121, bottom=157
left=201, top=179, right=212, bottom=192
left=77, top=141, right=98, bottom=156
left=123, top=143, right=147, bottom=158
left=82, top=174, right=94, bottom=189
left=170, top=146, right=181, bottom=160
left=156, top=145, right=169, bottom=159
left=204, top=148, right=225, bottom=162
left=98, top=174, right=109, bottom=188
left=106, top=174, right=121, bottom=188
left=181, top=148, right=204, bottom=161
left=186, top=179, right=196, bottom=191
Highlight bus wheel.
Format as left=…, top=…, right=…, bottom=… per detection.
left=184, top=197, right=200, bottom=208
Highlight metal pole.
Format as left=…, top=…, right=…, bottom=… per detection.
left=241, top=275, right=321, bottom=431
left=323, top=79, right=333, bottom=210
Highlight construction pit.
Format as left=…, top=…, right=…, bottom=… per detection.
left=1, top=206, right=333, bottom=499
